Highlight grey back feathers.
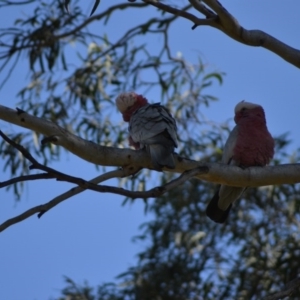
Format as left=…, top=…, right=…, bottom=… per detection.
left=218, top=125, right=246, bottom=211
left=206, top=124, right=245, bottom=223
left=129, top=103, right=178, bottom=170
left=221, top=126, right=238, bottom=164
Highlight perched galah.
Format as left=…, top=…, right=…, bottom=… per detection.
left=116, top=92, right=178, bottom=170
left=206, top=101, right=274, bottom=224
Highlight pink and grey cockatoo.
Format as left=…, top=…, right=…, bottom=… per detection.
left=116, top=92, right=178, bottom=170
left=206, top=101, right=274, bottom=224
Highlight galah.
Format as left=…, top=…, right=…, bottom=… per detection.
left=116, top=92, right=178, bottom=170
left=206, top=101, right=274, bottom=224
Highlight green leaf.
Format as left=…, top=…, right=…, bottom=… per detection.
left=90, top=0, right=101, bottom=16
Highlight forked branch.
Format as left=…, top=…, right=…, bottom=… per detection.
left=0, top=130, right=207, bottom=232
left=143, top=0, right=300, bottom=68
left=1, top=104, right=300, bottom=187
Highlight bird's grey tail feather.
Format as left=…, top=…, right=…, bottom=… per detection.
left=149, top=144, right=175, bottom=170
left=206, top=188, right=232, bottom=224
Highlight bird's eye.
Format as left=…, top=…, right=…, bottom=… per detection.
left=241, top=107, right=247, bottom=112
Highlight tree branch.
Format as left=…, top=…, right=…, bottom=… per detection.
left=144, top=0, right=300, bottom=68
left=54, top=2, right=148, bottom=40
left=142, top=1, right=215, bottom=26
left=184, top=0, right=216, bottom=18
left=36, top=168, right=137, bottom=218
left=265, top=276, right=300, bottom=300
left=200, top=0, right=300, bottom=68
left=0, top=131, right=207, bottom=233
left=0, top=0, right=34, bottom=7
left=1, top=129, right=205, bottom=199
left=1, top=104, right=300, bottom=187
left=2, top=106, right=300, bottom=233
left=0, top=173, right=55, bottom=188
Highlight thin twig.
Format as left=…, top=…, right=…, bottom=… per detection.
left=0, top=166, right=207, bottom=233
left=0, top=173, right=55, bottom=188
left=0, top=130, right=208, bottom=232
left=144, top=0, right=215, bottom=26
left=37, top=168, right=137, bottom=218
left=264, top=276, right=300, bottom=300
left=0, top=0, right=34, bottom=8
left=55, top=2, right=148, bottom=40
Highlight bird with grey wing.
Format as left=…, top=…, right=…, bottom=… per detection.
left=206, top=101, right=275, bottom=223
left=116, top=92, right=178, bottom=170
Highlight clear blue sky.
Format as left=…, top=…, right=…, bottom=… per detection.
left=1, top=1, right=300, bottom=299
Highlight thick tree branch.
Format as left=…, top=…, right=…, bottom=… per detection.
left=1, top=104, right=300, bottom=233
left=144, top=0, right=300, bottom=68
left=186, top=0, right=215, bottom=18
left=0, top=131, right=208, bottom=233
left=1, top=104, right=300, bottom=187
left=0, top=130, right=142, bottom=196
left=0, top=129, right=205, bottom=199
left=200, top=0, right=300, bottom=68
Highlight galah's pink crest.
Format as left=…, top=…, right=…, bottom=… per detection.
left=206, top=101, right=274, bottom=223
left=116, top=92, right=178, bottom=170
